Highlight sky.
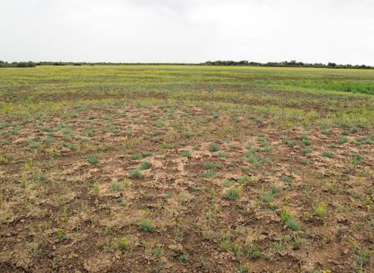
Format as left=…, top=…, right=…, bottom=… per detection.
left=1, top=0, right=374, bottom=65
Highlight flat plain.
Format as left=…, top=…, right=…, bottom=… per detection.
left=0, top=65, right=374, bottom=272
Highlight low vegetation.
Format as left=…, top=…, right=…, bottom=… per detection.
left=0, top=65, right=373, bottom=272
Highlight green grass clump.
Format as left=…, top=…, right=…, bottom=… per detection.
left=139, top=219, right=154, bottom=232
left=204, top=162, right=217, bottom=170
left=280, top=175, right=291, bottom=183
left=129, top=169, right=143, bottom=179
left=322, top=151, right=333, bottom=158
left=143, top=151, right=153, bottom=157
left=208, top=144, right=220, bottom=152
left=27, top=140, right=40, bottom=149
left=139, top=161, right=152, bottom=170
left=118, top=237, right=129, bottom=249
left=178, top=253, right=189, bottom=263
left=182, top=150, right=191, bottom=158
left=321, top=129, right=332, bottom=136
left=224, top=187, right=241, bottom=200
left=238, top=175, right=252, bottom=185
left=111, top=182, right=125, bottom=192
left=202, top=170, right=215, bottom=179
left=352, top=153, right=363, bottom=166
left=87, top=154, right=99, bottom=165
left=132, top=153, right=143, bottom=160
left=260, top=192, right=274, bottom=203
left=280, top=209, right=300, bottom=231
left=0, top=155, right=10, bottom=165
left=314, top=203, right=326, bottom=217
left=222, top=179, right=235, bottom=188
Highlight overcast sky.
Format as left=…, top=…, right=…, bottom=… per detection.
left=1, top=0, right=374, bottom=65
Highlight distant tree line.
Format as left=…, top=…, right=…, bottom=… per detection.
left=0, top=61, right=36, bottom=68
left=1, top=60, right=373, bottom=69
left=203, top=60, right=374, bottom=69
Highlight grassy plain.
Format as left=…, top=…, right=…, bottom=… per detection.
left=0, top=65, right=374, bottom=272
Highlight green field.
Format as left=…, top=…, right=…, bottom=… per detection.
left=1, top=65, right=373, bottom=272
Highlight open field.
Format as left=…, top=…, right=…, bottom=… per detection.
left=0, top=65, right=374, bottom=273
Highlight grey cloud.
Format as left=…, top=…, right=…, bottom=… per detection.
left=0, top=0, right=373, bottom=64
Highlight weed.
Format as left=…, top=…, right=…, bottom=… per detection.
left=231, top=243, right=241, bottom=256
left=238, top=175, right=252, bottom=185
left=87, top=154, right=99, bottom=165
left=243, top=243, right=261, bottom=260
left=111, top=181, right=125, bottom=192
left=314, top=203, right=326, bottom=217
left=321, top=129, right=332, bottom=136
left=0, top=155, right=10, bottom=165
left=208, top=144, right=220, bottom=152
left=129, top=169, right=143, bottom=179
left=224, top=187, right=241, bottom=201
left=352, top=245, right=371, bottom=272
left=140, top=219, right=154, bottom=232
left=280, top=175, right=292, bottom=183
left=118, top=237, right=129, bottom=249
left=286, top=218, right=300, bottom=231
left=56, top=229, right=68, bottom=242
left=260, top=192, right=274, bottom=203
left=139, top=161, right=152, bottom=170
left=280, top=209, right=300, bottom=231
left=132, top=153, right=143, bottom=160
left=143, top=151, right=153, bottom=157
left=222, top=179, right=235, bottom=188
left=182, top=150, right=191, bottom=158
left=352, top=153, right=362, bottom=166
left=178, top=253, right=189, bottom=263
left=204, top=162, right=217, bottom=170
left=221, top=239, right=230, bottom=252
left=202, top=170, right=215, bottom=179
left=27, top=140, right=40, bottom=149
left=237, top=264, right=249, bottom=273
left=322, top=152, right=333, bottom=158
